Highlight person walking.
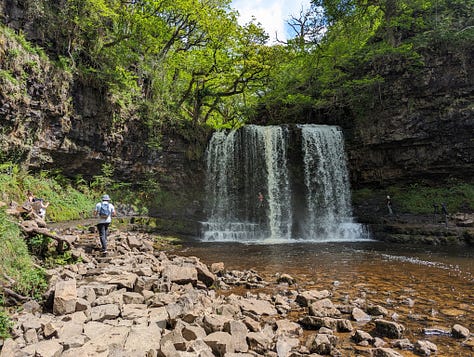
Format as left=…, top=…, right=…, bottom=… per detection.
left=93, top=194, right=116, bottom=254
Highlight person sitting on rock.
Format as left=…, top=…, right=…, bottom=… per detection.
left=32, top=198, right=49, bottom=220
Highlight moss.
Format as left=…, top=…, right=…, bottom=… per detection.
left=353, top=181, right=474, bottom=214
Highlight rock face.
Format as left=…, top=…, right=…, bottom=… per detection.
left=345, top=47, right=474, bottom=187
left=1, top=0, right=473, bottom=229
left=0, top=1, right=207, bottom=229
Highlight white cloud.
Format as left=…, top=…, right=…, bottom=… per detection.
left=232, top=0, right=311, bottom=43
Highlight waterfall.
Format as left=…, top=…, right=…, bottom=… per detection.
left=202, top=124, right=368, bottom=242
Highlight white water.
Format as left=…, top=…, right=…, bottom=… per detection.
left=202, top=124, right=369, bottom=242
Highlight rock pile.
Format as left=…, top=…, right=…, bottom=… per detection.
left=1, top=227, right=473, bottom=356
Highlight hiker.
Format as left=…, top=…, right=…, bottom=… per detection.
left=26, top=190, right=35, bottom=203
left=30, top=197, right=49, bottom=220
left=386, top=195, right=393, bottom=215
left=93, top=194, right=116, bottom=254
left=441, top=202, right=448, bottom=227
left=36, top=199, right=49, bottom=220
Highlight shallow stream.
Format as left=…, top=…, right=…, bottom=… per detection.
left=176, top=239, right=474, bottom=356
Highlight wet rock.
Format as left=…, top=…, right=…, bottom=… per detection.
left=351, top=307, right=371, bottom=322
left=452, top=324, right=470, bottom=338
left=308, top=298, right=341, bottom=318
left=373, top=347, right=404, bottom=357
left=367, top=305, right=388, bottom=317
left=414, top=340, right=437, bottom=356
left=295, top=290, right=331, bottom=307
left=375, top=319, right=405, bottom=339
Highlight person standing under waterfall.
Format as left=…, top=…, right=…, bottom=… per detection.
left=257, top=192, right=264, bottom=208
left=386, top=195, right=393, bottom=215
left=93, top=194, right=116, bottom=254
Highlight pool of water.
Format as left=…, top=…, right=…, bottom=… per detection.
left=176, top=239, right=474, bottom=355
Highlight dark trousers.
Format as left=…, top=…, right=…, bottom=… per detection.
left=97, top=223, right=110, bottom=252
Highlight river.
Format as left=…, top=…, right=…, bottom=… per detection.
left=176, top=239, right=474, bottom=355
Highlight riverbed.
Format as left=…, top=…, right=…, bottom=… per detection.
left=175, top=239, right=474, bottom=356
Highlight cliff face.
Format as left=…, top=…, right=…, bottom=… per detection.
left=1, top=1, right=473, bottom=231
left=0, top=13, right=207, bottom=227
left=346, top=47, right=474, bottom=188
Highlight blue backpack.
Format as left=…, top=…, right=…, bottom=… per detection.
left=99, top=203, right=111, bottom=218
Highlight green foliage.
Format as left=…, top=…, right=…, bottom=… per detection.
left=0, top=209, right=48, bottom=300
left=45, top=250, right=77, bottom=268
left=353, top=182, right=474, bottom=214
left=28, top=234, right=52, bottom=257
left=252, top=0, right=472, bottom=124
left=388, top=182, right=474, bottom=214
left=0, top=295, right=13, bottom=339
left=0, top=164, right=95, bottom=221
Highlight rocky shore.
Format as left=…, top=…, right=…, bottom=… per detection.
left=1, top=217, right=474, bottom=357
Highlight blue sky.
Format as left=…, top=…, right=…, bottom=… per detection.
left=231, top=0, right=312, bottom=43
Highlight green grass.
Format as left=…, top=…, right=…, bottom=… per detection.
left=0, top=164, right=96, bottom=222
left=0, top=209, right=48, bottom=299
left=353, top=181, right=474, bottom=214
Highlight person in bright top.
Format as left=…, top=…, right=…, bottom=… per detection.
left=93, top=194, right=116, bottom=254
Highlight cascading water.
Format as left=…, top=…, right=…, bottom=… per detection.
left=202, top=124, right=369, bottom=242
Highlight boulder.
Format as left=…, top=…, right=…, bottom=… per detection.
left=308, top=298, right=341, bottom=318
left=239, top=298, right=278, bottom=316
left=375, top=319, right=405, bottom=339
left=162, top=264, right=198, bottom=285
left=223, top=320, right=249, bottom=352
left=452, top=324, right=470, bottom=338
left=414, top=340, right=438, bottom=356
left=295, top=290, right=331, bottom=307
left=203, top=331, right=236, bottom=356
left=53, top=279, right=77, bottom=315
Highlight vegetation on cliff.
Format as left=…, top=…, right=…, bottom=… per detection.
left=253, top=0, right=474, bottom=123
left=2, top=0, right=471, bottom=133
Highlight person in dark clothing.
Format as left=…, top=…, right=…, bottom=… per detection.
left=441, top=202, right=448, bottom=227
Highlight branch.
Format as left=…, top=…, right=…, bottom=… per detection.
left=2, top=287, right=29, bottom=303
